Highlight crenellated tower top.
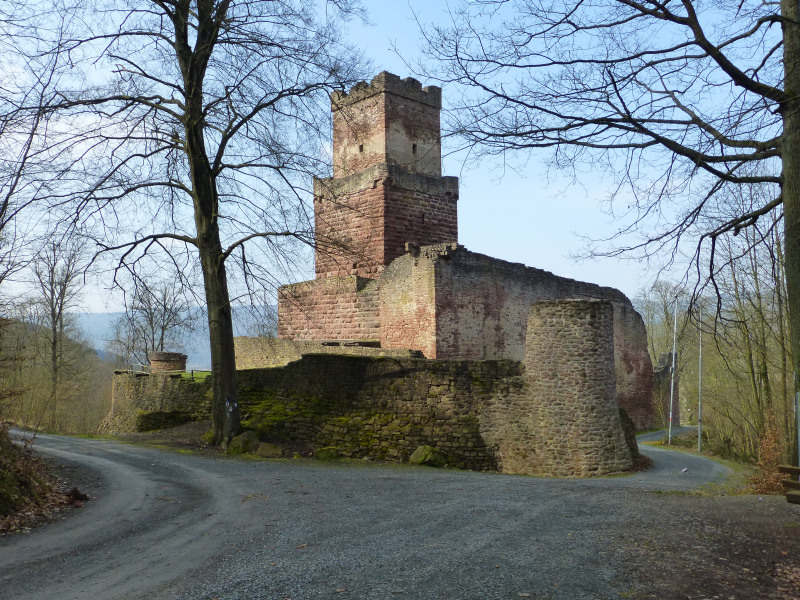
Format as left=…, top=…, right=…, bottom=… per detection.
left=331, top=71, right=442, bottom=109
left=330, top=72, right=443, bottom=178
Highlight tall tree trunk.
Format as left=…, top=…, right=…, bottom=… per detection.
left=773, top=227, right=792, bottom=460
left=174, top=0, right=240, bottom=446
left=189, top=134, right=241, bottom=446
left=198, top=229, right=241, bottom=446
left=781, top=0, right=800, bottom=466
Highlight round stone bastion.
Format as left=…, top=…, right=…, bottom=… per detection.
left=148, top=352, right=188, bottom=372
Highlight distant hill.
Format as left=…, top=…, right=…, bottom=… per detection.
left=74, top=305, right=277, bottom=370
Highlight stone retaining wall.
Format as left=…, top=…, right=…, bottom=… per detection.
left=108, top=301, right=636, bottom=477
left=101, top=373, right=212, bottom=433
left=237, top=355, right=523, bottom=471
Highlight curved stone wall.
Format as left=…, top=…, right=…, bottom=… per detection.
left=515, top=299, right=633, bottom=476
left=149, top=352, right=188, bottom=372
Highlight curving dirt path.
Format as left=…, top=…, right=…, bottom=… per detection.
left=1, top=432, right=798, bottom=600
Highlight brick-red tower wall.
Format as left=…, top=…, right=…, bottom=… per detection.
left=331, top=72, right=442, bottom=178
left=314, top=170, right=459, bottom=279
left=383, top=181, right=458, bottom=266
left=278, top=276, right=380, bottom=341
left=314, top=72, right=459, bottom=280
left=314, top=173, right=386, bottom=279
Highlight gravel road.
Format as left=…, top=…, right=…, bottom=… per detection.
left=0, top=432, right=778, bottom=600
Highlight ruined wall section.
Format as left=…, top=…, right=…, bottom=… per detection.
left=234, top=337, right=422, bottom=369
left=378, top=245, right=655, bottom=429
left=432, top=248, right=655, bottom=429
left=107, top=334, right=635, bottom=476
left=238, top=356, right=522, bottom=470
left=378, top=244, right=439, bottom=357
left=148, top=351, right=187, bottom=372
left=100, top=373, right=212, bottom=433
left=278, top=275, right=380, bottom=341
left=237, top=341, right=632, bottom=477
left=653, top=352, right=681, bottom=427
left=611, top=303, right=656, bottom=430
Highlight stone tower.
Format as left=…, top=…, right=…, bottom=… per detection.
left=313, top=72, right=459, bottom=279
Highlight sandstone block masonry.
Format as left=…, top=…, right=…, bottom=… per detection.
left=101, top=372, right=212, bottom=433
left=109, top=301, right=637, bottom=477
left=234, top=337, right=422, bottom=369
left=313, top=71, right=458, bottom=281
left=277, top=71, right=656, bottom=430
left=512, top=299, right=632, bottom=476
left=148, top=351, right=188, bottom=372
left=282, top=243, right=656, bottom=430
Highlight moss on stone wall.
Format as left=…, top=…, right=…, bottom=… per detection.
left=232, top=355, right=511, bottom=470
left=101, top=373, right=212, bottom=434
left=106, top=321, right=634, bottom=478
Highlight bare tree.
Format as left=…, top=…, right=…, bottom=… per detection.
left=28, top=238, right=89, bottom=427
left=0, top=297, right=111, bottom=434
left=107, top=274, right=197, bottom=368
left=0, top=7, right=65, bottom=293
left=418, top=0, right=800, bottom=452
left=10, top=0, right=368, bottom=444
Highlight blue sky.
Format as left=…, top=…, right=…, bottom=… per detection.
left=65, top=0, right=658, bottom=314
left=341, top=1, right=658, bottom=300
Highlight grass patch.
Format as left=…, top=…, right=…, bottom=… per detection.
left=201, top=429, right=214, bottom=444
left=180, top=370, right=211, bottom=381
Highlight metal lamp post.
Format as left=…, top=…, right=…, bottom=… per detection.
left=668, top=294, right=678, bottom=445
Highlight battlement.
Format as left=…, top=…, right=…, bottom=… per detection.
left=331, top=71, right=442, bottom=111
left=331, top=72, right=444, bottom=179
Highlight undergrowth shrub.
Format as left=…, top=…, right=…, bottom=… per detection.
left=750, top=412, right=787, bottom=495
left=0, top=425, right=54, bottom=516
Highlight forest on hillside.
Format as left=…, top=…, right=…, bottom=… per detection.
left=0, top=317, right=112, bottom=435
left=637, top=211, right=795, bottom=465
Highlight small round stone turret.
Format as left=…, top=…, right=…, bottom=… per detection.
left=148, top=352, right=187, bottom=372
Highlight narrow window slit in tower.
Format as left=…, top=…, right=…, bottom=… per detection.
left=358, top=144, right=364, bottom=153
left=412, top=143, right=417, bottom=155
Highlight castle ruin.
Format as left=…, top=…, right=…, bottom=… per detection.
left=106, top=72, right=659, bottom=477
left=278, top=71, right=655, bottom=430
